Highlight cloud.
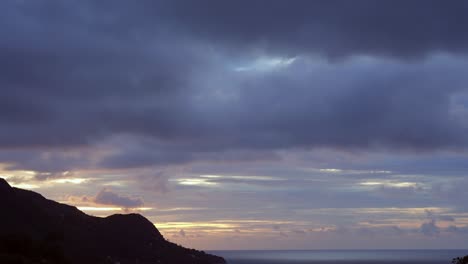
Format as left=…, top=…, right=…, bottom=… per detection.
left=291, top=229, right=307, bottom=236
left=68, top=188, right=144, bottom=208
left=0, top=1, right=468, bottom=169
left=179, top=229, right=186, bottom=238
left=156, top=0, right=468, bottom=59
left=420, top=220, right=440, bottom=236
left=137, top=171, right=171, bottom=193
left=438, top=215, right=455, bottom=222
left=94, top=188, right=144, bottom=208
left=3, top=1, right=468, bottom=250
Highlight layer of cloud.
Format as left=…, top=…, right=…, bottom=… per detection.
left=2, top=1, right=468, bottom=250
left=156, top=0, right=468, bottom=59
left=68, top=188, right=144, bottom=208
left=1, top=1, right=468, bottom=168
left=94, top=188, right=144, bottom=207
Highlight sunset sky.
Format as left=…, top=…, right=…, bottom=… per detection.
left=2, top=0, right=468, bottom=250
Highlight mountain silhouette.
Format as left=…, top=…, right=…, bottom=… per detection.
left=0, top=178, right=226, bottom=264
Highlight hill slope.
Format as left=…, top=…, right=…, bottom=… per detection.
left=0, top=178, right=225, bottom=264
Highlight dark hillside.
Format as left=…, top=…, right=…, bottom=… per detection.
left=0, top=178, right=225, bottom=264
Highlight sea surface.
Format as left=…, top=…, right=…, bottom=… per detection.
left=210, top=250, right=467, bottom=264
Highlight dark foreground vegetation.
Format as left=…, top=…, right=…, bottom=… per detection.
left=453, top=256, right=468, bottom=264
left=0, top=178, right=225, bottom=264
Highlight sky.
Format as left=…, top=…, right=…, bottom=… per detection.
left=1, top=0, right=468, bottom=250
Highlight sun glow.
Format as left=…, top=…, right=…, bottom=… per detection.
left=156, top=222, right=236, bottom=229
left=10, top=183, right=40, bottom=189
left=77, top=206, right=152, bottom=212
left=360, top=180, right=420, bottom=188
left=51, top=178, right=90, bottom=184
left=175, top=178, right=218, bottom=186
left=200, top=174, right=283, bottom=181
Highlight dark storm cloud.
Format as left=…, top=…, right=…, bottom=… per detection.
left=158, top=0, right=468, bottom=59
left=1, top=0, right=468, bottom=170
left=97, top=136, right=281, bottom=169
left=0, top=150, right=91, bottom=175
left=0, top=0, right=208, bottom=148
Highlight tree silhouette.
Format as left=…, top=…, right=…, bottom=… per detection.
left=453, top=255, right=468, bottom=264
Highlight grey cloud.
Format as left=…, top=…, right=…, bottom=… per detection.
left=9, top=0, right=465, bottom=59
left=426, top=210, right=455, bottom=224
left=34, top=171, right=74, bottom=181
left=58, top=56, right=468, bottom=170
left=291, top=229, right=307, bottom=236
left=429, top=178, right=468, bottom=210
left=98, top=143, right=194, bottom=169
left=0, top=150, right=92, bottom=177
left=420, top=220, right=440, bottom=236
left=4, top=1, right=468, bottom=250
left=375, top=185, right=424, bottom=199
left=445, top=225, right=468, bottom=235
left=94, top=188, right=144, bottom=208
left=97, top=137, right=281, bottom=169
left=438, top=215, right=455, bottom=222
left=0, top=0, right=208, bottom=148
left=137, top=171, right=171, bottom=193
left=1, top=0, right=468, bottom=172
left=179, top=229, right=186, bottom=238
left=171, top=229, right=187, bottom=238
left=157, top=0, right=468, bottom=59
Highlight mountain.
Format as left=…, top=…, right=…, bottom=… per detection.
left=0, top=178, right=226, bottom=264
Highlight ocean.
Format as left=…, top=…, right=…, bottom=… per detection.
left=210, top=250, right=468, bottom=264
